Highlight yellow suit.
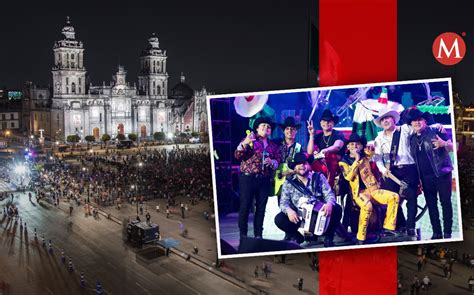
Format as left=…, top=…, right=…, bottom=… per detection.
left=339, top=149, right=399, bottom=241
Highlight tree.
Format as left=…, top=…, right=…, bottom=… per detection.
left=154, top=132, right=165, bottom=142
left=66, top=135, right=80, bottom=143
left=85, top=135, right=95, bottom=149
left=128, top=133, right=138, bottom=142
left=117, top=134, right=126, bottom=141
left=101, top=134, right=111, bottom=149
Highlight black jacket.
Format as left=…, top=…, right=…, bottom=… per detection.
left=409, top=127, right=452, bottom=178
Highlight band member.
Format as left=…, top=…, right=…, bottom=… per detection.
left=339, top=133, right=400, bottom=244
left=374, top=108, right=419, bottom=237
left=275, top=152, right=342, bottom=247
left=407, top=108, right=454, bottom=239
left=273, top=116, right=302, bottom=196
left=307, top=109, right=346, bottom=188
left=235, top=117, right=281, bottom=239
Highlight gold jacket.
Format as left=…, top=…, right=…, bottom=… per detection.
left=338, top=149, right=379, bottom=200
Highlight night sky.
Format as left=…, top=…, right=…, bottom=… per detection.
left=0, top=1, right=472, bottom=103
left=0, top=0, right=313, bottom=95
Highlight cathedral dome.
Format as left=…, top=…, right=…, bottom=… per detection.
left=169, top=73, right=193, bottom=100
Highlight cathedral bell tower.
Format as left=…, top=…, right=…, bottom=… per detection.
left=52, top=16, right=86, bottom=97
left=138, top=33, right=169, bottom=97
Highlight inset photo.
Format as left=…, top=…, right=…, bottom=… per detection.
left=208, top=78, right=463, bottom=258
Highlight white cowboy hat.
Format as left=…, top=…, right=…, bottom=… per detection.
left=234, top=94, right=268, bottom=118
left=374, top=108, right=400, bottom=128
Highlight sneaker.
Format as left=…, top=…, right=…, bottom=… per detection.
left=431, top=233, right=443, bottom=240
left=382, top=229, right=401, bottom=237
left=443, top=233, right=452, bottom=239
left=323, top=238, right=335, bottom=247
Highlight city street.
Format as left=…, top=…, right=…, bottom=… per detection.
left=0, top=192, right=250, bottom=294
left=0, top=143, right=319, bottom=295
left=398, top=228, right=474, bottom=294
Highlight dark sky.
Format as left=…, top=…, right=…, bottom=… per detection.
left=0, top=0, right=314, bottom=95
left=398, top=0, right=473, bottom=104
left=1, top=1, right=472, bottom=104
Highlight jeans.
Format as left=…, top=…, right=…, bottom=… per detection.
left=421, top=172, right=453, bottom=235
left=238, top=174, right=272, bottom=237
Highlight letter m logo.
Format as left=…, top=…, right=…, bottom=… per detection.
left=433, top=32, right=466, bottom=66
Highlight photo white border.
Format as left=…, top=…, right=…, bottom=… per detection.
left=206, top=77, right=464, bottom=259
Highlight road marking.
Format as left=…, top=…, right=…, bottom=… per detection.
left=135, top=282, right=151, bottom=295
left=165, top=273, right=201, bottom=295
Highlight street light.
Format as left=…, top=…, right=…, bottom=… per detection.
left=131, top=184, right=139, bottom=217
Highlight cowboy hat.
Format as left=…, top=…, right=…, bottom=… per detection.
left=253, top=117, right=276, bottom=132
left=320, top=109, right=339, bottom=125
left=234, top=95, right=268, bottom=118
left=374, top=108, right=400, bottom=128
left=346, top=133, right=367, bottom=147
left=403, top=108, right=433, bottom=125
left=288, top=152, right=314, bottom=170
left=278, top=117, right=302, bottom=130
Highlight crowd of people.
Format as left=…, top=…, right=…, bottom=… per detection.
left=35, top=146, right=213, bottom=213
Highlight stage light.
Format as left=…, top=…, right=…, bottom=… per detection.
left=167, top=132, right=174, bottom=139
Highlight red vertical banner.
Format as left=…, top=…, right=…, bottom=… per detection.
left=319, top=0, right=398, bottom=294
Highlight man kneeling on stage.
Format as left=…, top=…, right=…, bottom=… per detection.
left=339, top=133, right=400, bottom=245
left=275, top=152, right=342, bottom=247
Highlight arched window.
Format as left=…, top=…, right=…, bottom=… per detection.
left=71, top=82, right=76, bottom=94
left=157, top=86, right=161, bottom=95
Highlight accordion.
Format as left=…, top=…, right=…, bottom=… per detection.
left=298, top=201, right=330, bottom=236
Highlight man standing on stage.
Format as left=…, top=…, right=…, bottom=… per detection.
left=275, top=152, right=342, bottom=247
left=273, top=116, right=302, bottom=196
left=374, top=108, right=419, bottom=238
left=339, top=133, right=400, bottom=244
left=407, top=108, right=454, bottom=239
left=235, top=117, right=281, bottom=239
left=307, top=109, right=346, bottom=188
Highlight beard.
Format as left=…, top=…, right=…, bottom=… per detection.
left=296, top=166, right=310, bottom=177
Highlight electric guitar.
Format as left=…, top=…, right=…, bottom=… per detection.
left=274, top=151, right=325, bottom=195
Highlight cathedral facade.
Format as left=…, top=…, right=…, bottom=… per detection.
left=42, top=17, right=208, bottom=142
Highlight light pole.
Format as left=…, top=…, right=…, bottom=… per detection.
left=131, top=184, right=138, bottom=217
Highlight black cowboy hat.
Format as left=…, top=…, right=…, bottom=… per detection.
left=278, top=117, right=302, bottom=130
left=403, top=107, right=433, bottom=125
left=288, top=152, right=314, bottom=170
left=253, top=116, right=276, bottom=131
left=320, top=109, right=339, bottom=125
left=346, top=133, right=367, bottom=147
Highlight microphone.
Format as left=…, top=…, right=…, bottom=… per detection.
left=262, top=150, right=269, bottom=171
left=246, top=130, right=253, bottom=148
